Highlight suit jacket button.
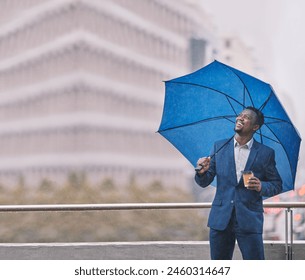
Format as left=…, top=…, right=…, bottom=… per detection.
left=230, top=200, right=234, bottom=203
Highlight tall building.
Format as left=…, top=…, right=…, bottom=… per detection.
left=0, top=0, right=216, bottom=188
left=217, top=35, right=258, bottom=76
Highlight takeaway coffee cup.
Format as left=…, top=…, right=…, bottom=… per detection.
left=242, top=171, right=253, bottom=188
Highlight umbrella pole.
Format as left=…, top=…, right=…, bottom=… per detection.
left=195, top=136, right=234, bottom=171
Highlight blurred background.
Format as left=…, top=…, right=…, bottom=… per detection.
left=0, top=0, right=304, bottom=242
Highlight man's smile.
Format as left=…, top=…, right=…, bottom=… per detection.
left=235, top=120, right=244, bottom=128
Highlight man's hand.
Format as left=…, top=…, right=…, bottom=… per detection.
left=246, top=176, right=262, bottom=192
left=196, top=157, right=210, bottom=175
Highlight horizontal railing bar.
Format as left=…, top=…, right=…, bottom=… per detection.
left=0, top=202, right=305, bottom=212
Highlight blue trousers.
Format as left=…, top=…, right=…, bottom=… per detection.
left=209, top=210, right=265, bottom=260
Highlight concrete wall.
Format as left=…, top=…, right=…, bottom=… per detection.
left=1, top=241, right=304, bottom=260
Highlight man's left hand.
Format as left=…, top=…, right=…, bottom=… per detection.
left=247, top=176, right=262, bottom=192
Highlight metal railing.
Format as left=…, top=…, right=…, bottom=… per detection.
left=1, top=201, right=305, bottom=260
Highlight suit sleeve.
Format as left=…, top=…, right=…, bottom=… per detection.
left=194, top=144, right=216, bottom=188
left=260, top=149, right=283, bottom=197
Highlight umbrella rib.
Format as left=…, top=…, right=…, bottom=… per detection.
left=167, top=81, right=244, bottom=107
left=218, top=61, right=255, bottom=107
left=158, top=115, right=236, bottom=133
left=255, top=130, right=280, bottom=144
left=264, top=116, right=296, bottom=126
left=259, top=91, right=273, bottom=111
left=242, top=86, right=254, bottom=108
left=226, top=95, right=239, bottom=115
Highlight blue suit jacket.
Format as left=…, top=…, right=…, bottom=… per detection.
left=195, top=138, right=282, bottom=233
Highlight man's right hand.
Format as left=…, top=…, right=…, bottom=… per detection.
left=196, top=157, right=210, bottom=174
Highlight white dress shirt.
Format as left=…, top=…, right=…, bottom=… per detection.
left=234, top=137, right=253, bottom=181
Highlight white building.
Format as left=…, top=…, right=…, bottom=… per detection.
left=0, top=0, right=217, bottom=188
left=216, top=35, right=258, bottom=76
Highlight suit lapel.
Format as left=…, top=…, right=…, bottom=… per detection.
left=244, top=140, right=259, bottom=171
left=224, top=138, right=238, bottom=184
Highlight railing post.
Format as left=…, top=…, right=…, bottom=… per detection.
left=285, top=208, right=293, bottom=260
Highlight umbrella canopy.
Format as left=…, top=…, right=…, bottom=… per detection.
left=158, top=60, right=301, bottom=194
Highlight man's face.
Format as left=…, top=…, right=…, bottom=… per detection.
left=234, top=109, right=259, bottom=135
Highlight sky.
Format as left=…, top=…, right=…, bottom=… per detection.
left=201, top=0, right=305, bottom=186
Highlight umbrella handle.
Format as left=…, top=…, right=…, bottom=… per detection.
left=195, top=156, right=211, bottom=172
left=195, top=166, right=203, bottom=172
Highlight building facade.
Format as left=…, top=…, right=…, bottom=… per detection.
left=217, top=36, right=258, bottom=76
left=0, top=0, right=217, bottom=188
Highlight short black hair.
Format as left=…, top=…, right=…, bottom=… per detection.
left=245, top=106, right=264, bottom=128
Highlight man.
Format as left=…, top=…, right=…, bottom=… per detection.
left=195, top=106, right=282, bottom=260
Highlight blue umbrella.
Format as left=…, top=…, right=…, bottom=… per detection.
left=158, top=60, right=301, bottom=194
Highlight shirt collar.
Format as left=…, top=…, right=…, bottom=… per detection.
left=234, top=137, right=254, bottom=149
